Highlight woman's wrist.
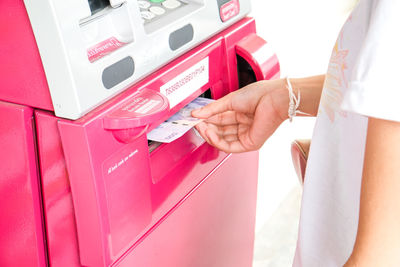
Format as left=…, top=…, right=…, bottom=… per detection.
left=261, top=78, right=291, bottom=122
left=288, top=75, right=325, bottom=117
left=257, top=75, right=324, bottom=123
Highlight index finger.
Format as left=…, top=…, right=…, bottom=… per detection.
left=191, top=95, right=233, bottom=119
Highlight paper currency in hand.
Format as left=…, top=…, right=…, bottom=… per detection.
left=147, top=97, right=214, bottom=143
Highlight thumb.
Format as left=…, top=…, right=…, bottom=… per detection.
left=191, top=97, right=232, bottom=119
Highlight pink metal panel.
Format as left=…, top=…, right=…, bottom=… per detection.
left=35, top=108, right=228, bottom=267
left=149, top=131, right=225, bottom=215
left=58, top=109, right=228, bottom=267
left=0, top=0, right=53, bottom=111
left=35, top=110, right=81, bottom=267
left=0, top=101, right=46, bottom=267
left=115, top=151, right=259, bottom=267
left=59, top=113, right=237, bottom=267
left=58, top=121, right=153, bottom=267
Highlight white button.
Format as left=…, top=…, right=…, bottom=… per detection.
left=141, top=11, right=156, bottom=20
left=162, top=0, right=181, bottom=9
left=110, top=0, right=125, bottom=8
left=149, top=6, right=166, bottom=15
left=138, top=0, right=151, bottom=9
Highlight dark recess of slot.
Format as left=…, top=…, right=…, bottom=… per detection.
left=237, top=55, right=257, bottom=88
left=88, top=0, right=109, bottom=15
left=148, top=140, right=163, bottom=153
left=199, top=89, right=212, bottom=99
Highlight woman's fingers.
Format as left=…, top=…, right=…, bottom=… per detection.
left=199, top=122, right=250, bottom=153
left=214, top=123, right=248, bottom=136
left=223, top=134, right=239, bottom=142
left=195, top=117, right=254, bottom=153
left=206, top=111, right=253, bottom=126
left=195, top=122, right=213, bottom=144
left=191, top=95, right=233, bottom=119
left=205, top=128, right=245, bottom=153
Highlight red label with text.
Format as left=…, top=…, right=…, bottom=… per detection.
left=87, top=37, right=126, bottom=62
left=220, top=0, right=240, bottom=22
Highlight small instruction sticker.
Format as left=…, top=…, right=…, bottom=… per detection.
left=87, top=37, right=126, bottom=63
left=105, top=149, right=139, bottom=175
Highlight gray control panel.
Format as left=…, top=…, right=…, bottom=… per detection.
left=24, top=0, right=251, bottom=119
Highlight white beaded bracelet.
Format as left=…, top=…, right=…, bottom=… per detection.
left=286, top=77, right=309, bottom=122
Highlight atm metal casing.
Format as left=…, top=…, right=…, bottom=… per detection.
left=0, top=1, right=279, bottom=266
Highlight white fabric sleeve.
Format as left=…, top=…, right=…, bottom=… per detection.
left=341, top=0, right=400, bottom=122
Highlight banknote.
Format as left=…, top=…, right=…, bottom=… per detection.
left=147, top=97, right=214, bottom=143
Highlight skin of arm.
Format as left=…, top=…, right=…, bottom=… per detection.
left=344, top=117, right=400, bottom=267
left=191, top=75, right=324, bottom=153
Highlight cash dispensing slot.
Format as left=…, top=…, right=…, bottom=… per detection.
left=146, top=88, right=216, bottom=188
left=147, top=88, right=213, bottom=153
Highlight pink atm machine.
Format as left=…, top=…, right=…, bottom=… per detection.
left=0, top=0, right=279, bottom=266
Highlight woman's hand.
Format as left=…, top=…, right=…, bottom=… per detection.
left=192, top=75, right=324, bottom=153
left=192, top=79, right=289, bottom=153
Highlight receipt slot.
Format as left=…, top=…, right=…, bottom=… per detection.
left=0, top=4, right=280, bottom=266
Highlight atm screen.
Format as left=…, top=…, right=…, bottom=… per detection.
left=89, top=0, right=109, bottom=15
